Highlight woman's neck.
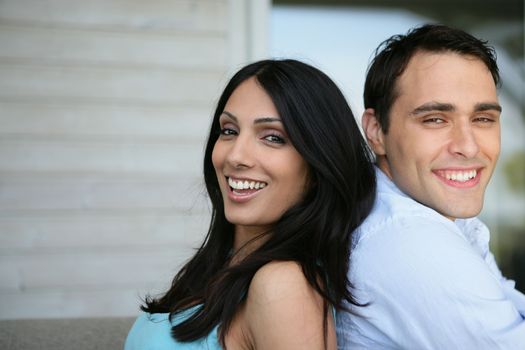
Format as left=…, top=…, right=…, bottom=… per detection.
left=230, top=225, right=272, bottom=265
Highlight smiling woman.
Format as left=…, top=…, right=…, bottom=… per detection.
left=124, top=59, right=376, bottom=349
left=212, top=77, right=309, bottom=246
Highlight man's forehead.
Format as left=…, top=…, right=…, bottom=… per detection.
left=401, top=50, right=491, bottom=78
left=393, top=52, right=497, bottom=102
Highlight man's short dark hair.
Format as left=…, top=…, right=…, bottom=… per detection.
left=364, top=23, right=500, bottom=133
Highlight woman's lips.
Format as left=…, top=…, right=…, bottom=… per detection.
left=226, top=176, right=268, bottom=202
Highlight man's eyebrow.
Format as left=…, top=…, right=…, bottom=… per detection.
left=475, top=102, right=502, bottom=113
left=410, top=102, right=455, bottom=115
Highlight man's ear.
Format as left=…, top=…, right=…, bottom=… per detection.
left=362, top=108, right=386, bottom=155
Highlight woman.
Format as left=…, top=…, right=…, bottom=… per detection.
left=125, top=59, right=376, bottom=349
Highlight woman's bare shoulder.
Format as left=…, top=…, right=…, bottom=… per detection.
left=241, top=261, right=336, bottom=349
left=248, top=260, right=312, bottom=301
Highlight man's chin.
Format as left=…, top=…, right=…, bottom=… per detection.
left=437, top=205, right=483, bottom=221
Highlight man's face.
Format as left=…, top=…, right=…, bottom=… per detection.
left=371, top=51, right=501, bottom=220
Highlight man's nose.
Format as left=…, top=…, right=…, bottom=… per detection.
left=448, top=123, right=480, bottom=159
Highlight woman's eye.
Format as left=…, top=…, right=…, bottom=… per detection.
left=264, top=134, right=285, bottom=144
left=220, top=127, right=237, bottom=136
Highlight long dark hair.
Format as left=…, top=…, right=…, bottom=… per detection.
left=142, top=59, right=376, bottom=345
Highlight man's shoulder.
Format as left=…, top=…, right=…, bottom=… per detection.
left=354, top=188, right=454, bottom=246
left=351, top=171, right=489, bottom=277
left=350, top=189, right=480, bottom=279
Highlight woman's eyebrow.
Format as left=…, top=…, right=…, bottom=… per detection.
left=221, top=111, right=237, bottom=121
left=254, top=117, right=281, bottom=124
left=221, top=111, right=281, bottom=124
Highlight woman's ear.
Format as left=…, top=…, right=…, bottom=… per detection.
left=362, top=108, right=386, bottom=156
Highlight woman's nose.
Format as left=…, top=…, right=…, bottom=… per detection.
left=225, top=134, right=255, bottom=169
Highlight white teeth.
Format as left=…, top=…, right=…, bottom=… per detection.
left=227, top=177, right=267, bottom=190
left=444, top=170, right=477, bottom=182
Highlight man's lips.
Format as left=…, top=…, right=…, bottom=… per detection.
left=433, top=168, right=481, bottom=187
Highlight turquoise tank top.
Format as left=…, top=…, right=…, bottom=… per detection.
left=124, top=305, right=221, bottom=350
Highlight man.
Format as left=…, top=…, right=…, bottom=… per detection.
left=337, top=24, right=525, bottom=349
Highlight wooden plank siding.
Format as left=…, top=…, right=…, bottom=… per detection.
left=0, top=0, right=270, bottom=319
left=0, top=0, right=229, bottom=32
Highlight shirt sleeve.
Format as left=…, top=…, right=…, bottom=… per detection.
left=484, top=250, right=525, bottom=316
left=341, top=214, right=525, bottom=350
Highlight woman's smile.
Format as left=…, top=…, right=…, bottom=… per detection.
left=226, top=176, right=268, bottom=202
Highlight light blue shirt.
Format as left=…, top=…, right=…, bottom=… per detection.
left=125, top=305, right=221, bottom=350
left=337, top=168, right=525, bottom=349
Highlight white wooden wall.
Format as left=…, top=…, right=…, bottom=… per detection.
left=0, top=0, right=270, bottom=319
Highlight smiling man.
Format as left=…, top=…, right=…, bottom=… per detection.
left=337, top=24, right=525, bottom=349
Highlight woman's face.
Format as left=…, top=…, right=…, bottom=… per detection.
left=212, top=77, right=309, bottom=236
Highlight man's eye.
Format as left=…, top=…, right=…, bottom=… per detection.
left=423, top=117, right=445, bottom=124
left=474, top=117, right=495, bottom=123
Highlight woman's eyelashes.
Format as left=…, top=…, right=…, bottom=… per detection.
left=219, top=122, right=238, bottom=137
left=220, top=127, right=237, bottom=136
left=218, top=123, right=287, bottom=145
left=262, top=132, right=286, bottom=144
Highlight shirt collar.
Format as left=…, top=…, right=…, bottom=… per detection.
left=374, top=166, right=490, bottom=256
